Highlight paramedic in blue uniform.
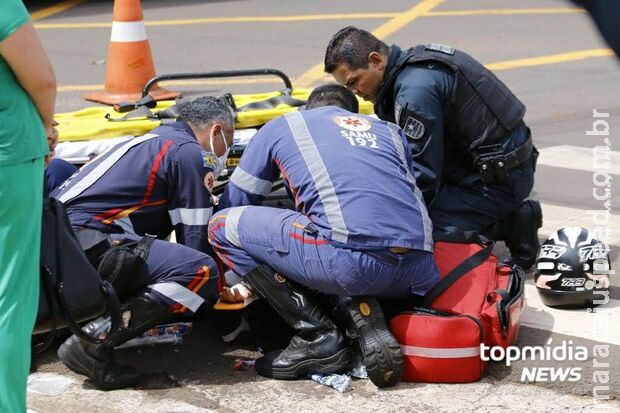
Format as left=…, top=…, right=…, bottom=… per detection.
left=51, top=96, right=234, bottom=390
left=324, top=27, right=542, bottom=270
left=46, top=157, right=77, bottom=192
left=209, top=84, right=438, bottom=388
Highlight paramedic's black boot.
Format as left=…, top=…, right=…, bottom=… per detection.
left=500, top=199, right=543, bottom=271
left=57, top=292, right=171, bottom=390
left=341, top=297, right=403, bottom=388
left=243, top=265, right=351, bottom=379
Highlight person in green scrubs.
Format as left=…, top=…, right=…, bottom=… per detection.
left=0, top=1, right=57, bottom=411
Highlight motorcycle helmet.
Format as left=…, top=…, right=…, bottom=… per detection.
left=534, top=227, right=611, bottom=308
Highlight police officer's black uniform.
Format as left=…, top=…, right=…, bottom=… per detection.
left=374, top=43, right=542, bottom=268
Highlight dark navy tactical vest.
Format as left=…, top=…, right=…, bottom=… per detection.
left=375, top=44, right=526, bottom=150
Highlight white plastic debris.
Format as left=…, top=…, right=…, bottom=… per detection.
left=27, top=373, right=73, bottom=397
left=308, top=372, right=351, bottom=393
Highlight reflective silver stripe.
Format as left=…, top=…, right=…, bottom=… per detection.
left=401, top=345, right=480, bottom=358
left=387, top=123, right=433, bottom=251
left=58, top=134, right=158, bottom=203
left=148, top=282, right=204, bottom=313
left=169, top=207, right=213, bottom=226
left=225, top=206, right=248, bottom=248
left=230, top=167, right=273, bottom=196
left=285, top=112, right=349, bottom=244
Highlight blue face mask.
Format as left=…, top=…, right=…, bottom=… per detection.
left=209, top=128, right=230, bottom=177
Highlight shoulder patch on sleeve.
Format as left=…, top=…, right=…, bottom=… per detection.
left=204, top=171, right=215, bottom=193
left=403, top=116, right=425, bottom=140
left=201, top=150, right=218, bottom=170
left=425, top=43, right=455, bottom=55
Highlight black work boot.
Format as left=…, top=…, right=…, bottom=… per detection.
left=500, top=199, right=543, bottom=270
left=335, top=296, right=403, bottom=388
left=243, top=265, right=351, bottom=379
left=57, top=292, right=171, bottom=390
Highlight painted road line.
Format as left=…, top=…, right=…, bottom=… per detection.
left=487, top=49, right=614, bottom=71
left=33, top=8, right=583, bottom=30
left=35, top=13, right=396, bottom=29
left=537, top=145, right=619, bottom=173
left=30, top=0, right=85, bottom=22
left=294, top=0, right=445, bottom=88
left=537, top=202, right=618, bottom=245
left=427, top=8, right=584, bottom=17
left=294, top=48, right=614, bottom=89
left=522, top=282, right=620, bottom=346
left=54, top=47, right=616, bottom=93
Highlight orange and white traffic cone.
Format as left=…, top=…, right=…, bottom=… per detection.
left=85, top=0, right=178, bottom=105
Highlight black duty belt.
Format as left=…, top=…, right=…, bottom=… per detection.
left=474, top=135, right=534, bottom=183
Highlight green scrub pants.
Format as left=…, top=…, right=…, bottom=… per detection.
left=0, top=157, right=43, bottom=412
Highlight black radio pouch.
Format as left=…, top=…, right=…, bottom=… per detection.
left=96, top=236, right=156, bottom=296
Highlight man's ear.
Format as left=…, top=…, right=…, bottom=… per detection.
left=210, top=123, right=222, bottom=136
left=368, top=51, right=386, bottom=68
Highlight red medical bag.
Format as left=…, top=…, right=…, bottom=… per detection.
left=390, top=240, right=526, bottom=383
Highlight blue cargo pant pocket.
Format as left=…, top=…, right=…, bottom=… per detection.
left=239, top=208, right=295, bottom=254
left=333, top=249, right=381, bottom=296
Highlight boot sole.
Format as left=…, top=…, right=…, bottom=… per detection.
left=256, top=347, right=351, bottom=380
left=57, top=338, right=139, bottom=390
left=349, top=297, right=403, bottom=388
left=57, top=338, right=96, bottom=379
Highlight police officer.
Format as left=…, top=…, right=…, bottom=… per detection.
left=209, top=84, right=438, bottom=388
left=324, top=26, right=542, bottom=269
left=51, top=97, right=234, bottom=389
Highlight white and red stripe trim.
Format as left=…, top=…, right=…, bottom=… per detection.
left=401, top=345, right=480, bottom=359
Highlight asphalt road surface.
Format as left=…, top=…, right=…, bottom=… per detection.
left=24, top=0, right=619, bottom=411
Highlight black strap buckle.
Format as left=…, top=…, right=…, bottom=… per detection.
left=303, top=223, right=319, bottom=237
left=474, top=144, right=509, bottom=183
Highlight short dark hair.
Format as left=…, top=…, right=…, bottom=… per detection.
left=305, top=84, right=359, bottom=112
left=324, top=26, right=390, bottom=73
left=177, top=96, right=234, bottom=130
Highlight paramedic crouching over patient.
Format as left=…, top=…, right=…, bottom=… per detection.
left=208, top=85, right=439, bottom=388
left=51, top=97, right=235, bottom=389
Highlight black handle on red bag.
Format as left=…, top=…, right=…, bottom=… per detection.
left=421, top=243, right=494, bottom=307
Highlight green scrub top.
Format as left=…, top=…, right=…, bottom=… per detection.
left=0, top=0, right=49, bottom=166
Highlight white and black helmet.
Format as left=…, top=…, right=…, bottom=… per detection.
left=534, top=227, right=611, bottom=308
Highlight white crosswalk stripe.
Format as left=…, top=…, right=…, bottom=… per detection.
left=535, top=145, right=618, bottom=244
left=538, top=203, right=619, bottom=245
left=522, top=282, right=620, bottom=345
left=537, top=144, right=619, bottom=173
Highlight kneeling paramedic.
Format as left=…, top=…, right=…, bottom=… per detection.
left=51, top=97, right=235, bottom=389
left=209, top=85, right=439, bottom=387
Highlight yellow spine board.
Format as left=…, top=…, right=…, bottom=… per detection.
left=57, top=89, right=374, bottom=142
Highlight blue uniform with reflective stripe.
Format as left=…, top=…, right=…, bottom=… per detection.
left=220, top=106, right=432, bottom=252
left=51, top=122, right=219, bottom=314
left=52, top=122, right=214, bottom=254
left=212, top=107, right=438, bottom=298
